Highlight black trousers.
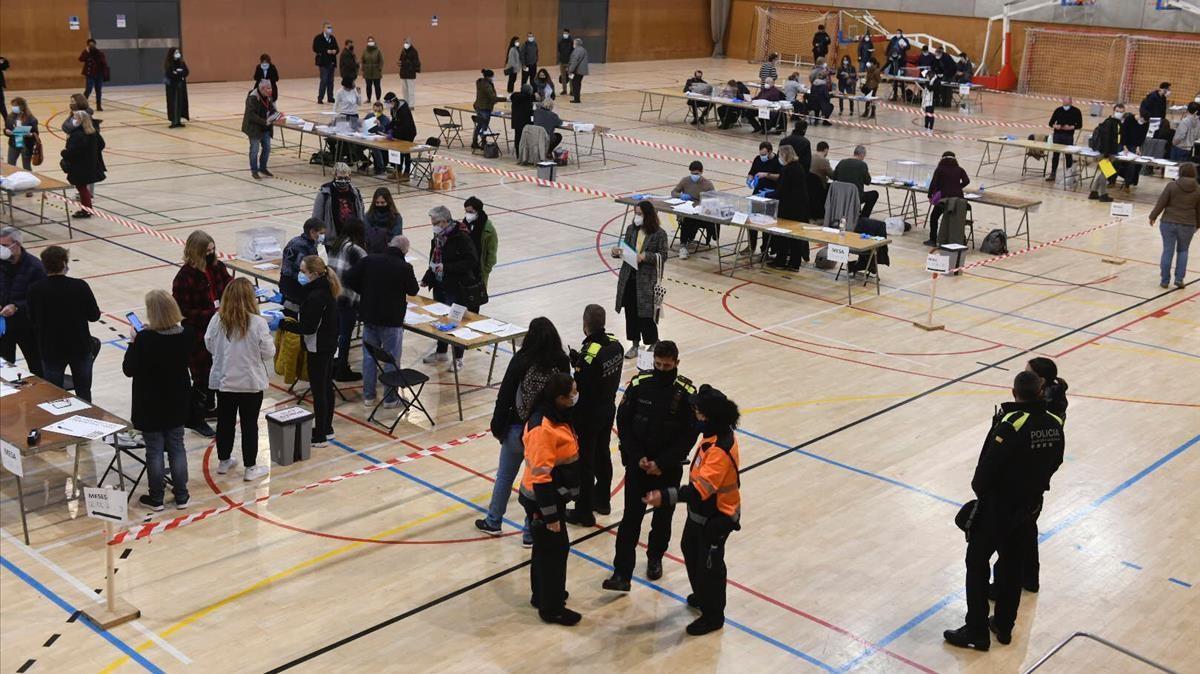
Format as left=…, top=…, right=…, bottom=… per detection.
left=993, top=510, right=1041, bottom=589
left=0, top=318, right=42, bottom=377
left=682, top=518, right=727, bottom=622
left=575, top=416, right=615, bottom=513
left=570, top=74, right=583, bottom=102
left=929, top=202, right=945, bottom=242
left=547, top=132, right=563, bottom=155
left=216, top=391, right=264, bottom=465
left=965, top=514, right=1033, bottom=632
left=612, top=460, right=682, bottom=577
left=861, top=190, right=880, bottom=218
left=621, top=278, right=658, bottom=346
left=679, top=217, right=716, bottom=245
left=506, top=71, right=518, bottom=93
left=523, top=495, right=569, bottom=615
left=307, top=350, right=336, bottom=441
left=364, top=78, right=381, bottom=102
left=775, top=238, right=810, bottom=268
left=522, top=65, right=537, bottom=87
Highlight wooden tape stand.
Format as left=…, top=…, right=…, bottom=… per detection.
left=913, top=272, right=945, bottom=331
left=82, top=520, right=141, bottom=629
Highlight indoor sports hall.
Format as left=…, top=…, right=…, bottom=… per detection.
left=1, top=1, right=1197, bottom=672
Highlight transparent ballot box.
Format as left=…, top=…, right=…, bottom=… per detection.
left=747, top=195, right=779, bottom=224
left=885, top=159, right=933, bottom=188
left=237, top=226, right=287, bottom=261
left=698, top=191, right=749, bottom=220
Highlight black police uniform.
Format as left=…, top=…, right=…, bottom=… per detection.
left=611, top=368, right=698, bottom=579
left=569, top=331, right=624, bottom=518
left=960, top=401, right=1064, bottom=644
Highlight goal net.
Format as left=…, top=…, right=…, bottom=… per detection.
left=1020, top=28, right=1200, bottom=103
left=751, top=7, right=838, bottom=68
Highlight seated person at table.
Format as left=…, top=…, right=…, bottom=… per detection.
left=671, top=161, right=716, bottom=259
left=365, top=101, right=391, bottom=176
left=1172, top=102, right=1200, bottom=161
left=717, top=80, right=749, bottom=129
left=748, top=77, right=786, bottom=134
left=534, top=98, right=564, bottom=157
left=782, top=72, right=805, bottom=103
left=1088, top=104, right=1127, bottom=202
left=811, top=141, right=833, bottom=184
left=684, top=70, right=712, bottom=125
left=832, top=144, right=879, bottom=218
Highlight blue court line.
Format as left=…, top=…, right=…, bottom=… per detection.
left=884, top=283, right=1200, bottom=360
left=1121, top=560, right=1143, bottom=570
left=0, top=555, right=165, bottom=674
left=328, top=440, right=836, bottom=669
left=737, top=428, right=963, bottom=508
left=838, top=432, right=1199, bottom=671
left=494, top=244, right=597, bottom=269
left=1168, top=578, right=1192, bottom=588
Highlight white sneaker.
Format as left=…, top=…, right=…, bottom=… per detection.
left=382, top=398, right=405, bottom=409
left=624, top=343, right=639, bottom=359
left=362, top=398, right=377, bottom=408
left=453, top=358, right=464, bottom=371
left=326, top=430, right=336, bottom=440
left=217, top=458, right=237, bottom=474
left=678, top=246, right=690, bottom=260
left=422, top=352, right=449, bottom=365
left=244, top=465, right=269, bottom=481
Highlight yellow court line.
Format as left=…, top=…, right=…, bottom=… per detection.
left=100, top=492, right=490, bottom=673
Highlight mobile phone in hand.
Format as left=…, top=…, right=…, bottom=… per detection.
left=126, top=311, right=145, bottom=332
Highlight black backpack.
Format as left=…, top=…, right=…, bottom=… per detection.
left=980, top=228, right=1008, bottom=255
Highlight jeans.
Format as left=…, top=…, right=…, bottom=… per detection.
left=1159, top=222, right=1195, bottom=285
left=336, top=301, right=357, bottom=363
left=364, top=78, right=381, bottom=102
left=472, top=108, right=492, bottom=148
left=432, top=286, right=466, bottom=358
left=362, top=323, right=403, bottom=403
left=317, top=65, right=335, bottom=102
left=371, top=149, right=388, bottom=173
left=41, top=352, right=94, bottom=402
left=216, top=390, right=263, bottom=466
left=84, top=76, right=103, bottom=106
left=248, top=131, right=271, bottom=172
left=484, top=424, right=527, bottom=527
left=7, top=144, right=32, bottom=170
left=1169, top=145, right=1193, bottom=162
left=144, top=427, right=188, bottom=503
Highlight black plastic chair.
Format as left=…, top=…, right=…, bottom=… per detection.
left=433, top=108, right=463, bottom=148
left=470, top=114, right=502, bottom=156
left=409, top=137, right=440, bottom=190
left=363, top=341, right=433, bottom=430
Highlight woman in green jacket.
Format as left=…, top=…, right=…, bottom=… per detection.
left=464, top=196, right=498, bottom=294
left=361, top=36, right=383, bottom=103
left=472, top=69, right=501, bottom=150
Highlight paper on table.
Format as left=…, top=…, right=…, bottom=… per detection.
left=38, top=397, right=93, bottom=416
left=664, top=198, right=685, bottom=205
left=1, top=365, right=33, bottom=381
left=820, top=227, right=840, bottom=233
left=42, top=415, right=125, bottom=440
left=467, top=318, right=509, bottom=334
left=766, top=226, right=789, bottom=234
left=965, top=193, right=981, bottom=200
left=254, top=263, right=279, bottom=270
left=403, top=313, right=435, bottom=325
left=449, top=328, right=482, bottom=340
left=495, top=324, right=526, bottom=338
left=0, top=383, right=18, bottom=397
left=423, top=303, right=452, bottom=316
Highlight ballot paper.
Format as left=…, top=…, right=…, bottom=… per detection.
left=766, top=226, right=790, bottom=234
left=449, top=328, right=482, bottom=340
left=254, top=263, right=279, bottom=270
left=495, top=324, right=526, bottom=338
left=403, top=313, right=435, bottom=325
left=422, top=303, right=452, bottom=316
left=467, top=318, right=510, bottom=334
left=673, top=203, right=700, bottom=215
left=43, top=415, right=125, bottom=440
left=38, top=397, right=93, bottom=416
left=1, top=365, right=33, bottom=382
left=664, top=198, right=685, bottom=205
left=0, top=383, right=18, bottom=398
left=620, top=240, right=639, bottom=270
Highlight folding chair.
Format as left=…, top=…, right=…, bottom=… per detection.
left=471, top=115, right=502, bottom=156
left=1022, top=133, right=1049, bottom=177
left=409, top=137, right=440, bottom=189
left=363, top=341, right=434, bottom=431
left=433, top=108, right=463, bottom=148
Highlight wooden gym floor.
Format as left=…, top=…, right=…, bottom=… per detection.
left=1, top=57, right=1196, bottom=673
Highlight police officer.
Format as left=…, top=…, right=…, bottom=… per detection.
left=945, top=371, right=1065, bottom=651
left=602, top=340, right=698, bottom=591
left=565, top=304, right=624, bottom=526
left=644, top=384, right=741, bottom=636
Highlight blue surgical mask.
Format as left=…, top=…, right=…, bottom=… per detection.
left=297, top=271, right=311, bottom=285
left=261, top=63, right=269, bottom=70
left=317, top=233, right=326, bottom=245
left=690, top=174, right=701, bottom=182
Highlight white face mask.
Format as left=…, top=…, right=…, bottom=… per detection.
left=174, top=52, right=181, bottom=59
left=633, top=215, right=644, bottom=226
left=1062, top=104, right=1070, bottom=110
left=562, top=33, right=569, bottom=39
left=261, top=63, right=269, bottom=70
left=0, top=245, right=11, bottom=261
left=1113, top=111, right=1124, bottom=120
left=367, top=41, right=375, bottom=47
left=528, top=37, right=535, bottom=42
left=759, top=152, right=769, bottom=160
left=325, top=28, right=333, bottom=36
left=10, top=106, right=17, bottom=115
left=568, top=391, right=579, bottom=406
left=404, top=43, right=411, bottom=49
left=464, top=212, right=477, bottom=223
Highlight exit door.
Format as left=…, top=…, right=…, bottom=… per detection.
left=88, top=0, right=181, bottom=85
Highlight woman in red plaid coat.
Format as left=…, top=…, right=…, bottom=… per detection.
left=171, top=230, right=231, bottom=437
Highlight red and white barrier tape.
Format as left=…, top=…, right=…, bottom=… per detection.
left=107, top=430, right=489, bottom=545
left=947, top=217, right=1122, bottom=276
left=981, top=89, right=1110, bottom=107
left=601, top=132, right=753, bottom=164
left=44, top=193, right=236, bottom=259
left=804, top=112, right=980, bottom=142
left=443, top=157, right=619, bottom=198
left=871, top=100, right=1040, bottom=128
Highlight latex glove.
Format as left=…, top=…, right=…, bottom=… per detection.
left=678, top=193, right=693, bottom=201
left=0, top=316, right=6, bottom=338
left=267, top=315, right=282, bottom=331
left=268, top=290, right=284, bottom=305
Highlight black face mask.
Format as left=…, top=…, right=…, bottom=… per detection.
left=653, top=367, right=676, bottom=384
left=205, top=252, right=216, bottom=266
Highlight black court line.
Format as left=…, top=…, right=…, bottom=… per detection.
left=975, top=361, right=1010, bottom=371
left=16, top=659, right=35, bottom=673
left=268, top=280, right=1190, bottom=671
left=43, top=633, right=60, bottom=647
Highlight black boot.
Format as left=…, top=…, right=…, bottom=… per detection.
left=943, top=625, right=989, bottom=651
left=334, top=358, right=363, bottom=382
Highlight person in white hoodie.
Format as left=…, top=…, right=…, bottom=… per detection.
left=205, top=277, right=276, bottom=481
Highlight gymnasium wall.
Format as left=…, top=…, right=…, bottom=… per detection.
left=606, top=0, right=713, bottom=62
left=506, top=0, right=560, bottom=61
left=724, top=1, right=1200, bottom=80
left=0, top=0, right=91, bottom=90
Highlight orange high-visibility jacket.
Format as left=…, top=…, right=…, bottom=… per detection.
left=519, top=409, right=580, bottom=524
left=668, top=432, right=741, bottom=524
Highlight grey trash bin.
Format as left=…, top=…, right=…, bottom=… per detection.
left=537, top=161, right=556, bottom=181
left=266, top=407, right=314, bottom=466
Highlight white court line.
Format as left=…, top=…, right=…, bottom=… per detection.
left=1, top=527, right=192, bottom=665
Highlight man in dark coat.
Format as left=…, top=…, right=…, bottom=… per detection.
left=520, top=33, right=539, bottom=88
left=0, top=227, right=47, bottom=375
left=242, top=80, right=278, bottom=179
left=557, top=29, right=574, bottom=95
left=312, top=23, right=339, bottom=104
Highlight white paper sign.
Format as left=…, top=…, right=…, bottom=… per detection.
left=926, top=252, right=951, bottom=273
left=827, top=244, right=850, bottom=264
left=116, top=14, right=126, bottom=28
left=1, top=441, right=23, bottom=477
left=388, top=149, right=403, bottom=164
left=959, top=84, right=970, bottom=97
left=1109, top=202, right=1133, bottom=218
left=731, top=212, right=749, bottom=225
left=266, top=406, right=311, bottom=423
left=302, top=122, right=315, bottom=132
left=84, top=487, right=128, bottom=521
left=448, top=304, right=467, bottom=324
left=757, top=107, right=771, bottom=120
left=1164, top=165, right=1180, bottom=180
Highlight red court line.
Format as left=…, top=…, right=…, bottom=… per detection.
left=1054, top=291, right=1198, bottom=358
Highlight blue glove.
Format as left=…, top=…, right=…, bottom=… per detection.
left=0, top=316, right=6, bottom=338
left=268, top=290, right=284, bottom=305
left=679, top=193, right=693, bottom=201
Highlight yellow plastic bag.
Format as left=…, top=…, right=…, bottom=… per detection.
left=1098, top=158, right=1117, bottom=179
